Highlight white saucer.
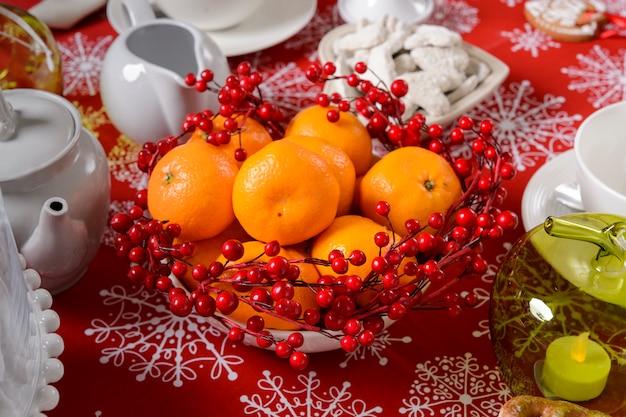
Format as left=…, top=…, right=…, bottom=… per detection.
left=521, top=150, right=577, bottom=231
left=106, top=0, right=317, bottom=57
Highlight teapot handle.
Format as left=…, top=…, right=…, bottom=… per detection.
left=120, top=0, right=156, bottom=27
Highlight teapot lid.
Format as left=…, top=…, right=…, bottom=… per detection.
left=0, top=88, right=81, bottom=191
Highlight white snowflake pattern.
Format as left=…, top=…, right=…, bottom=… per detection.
left=84, top=284, right=244, bottom=386
left=467, top=80, right=582, bottom=172
left=103, top=200, right=135, bottom=248
left=339, top=329, right=412, bottom=368
left=501, top=23, right=561, bottom=58
left=499, top=0, right=523, bottom=6
left=399, top=353, right=510, bottom=417
left=561, top=45, right=626, bottom=109
left=257, top=61, right=322, bottom=119
left=427, top=0, right=480, bottom=34
left=240, top=370, right=384, bottom=416
left=107, top=136, right=149, bottom=191
left=58, top=32, right=112, bottom=96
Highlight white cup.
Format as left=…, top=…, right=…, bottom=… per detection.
left=153, top=0, right=264, bottom=31
left=574, top=100, right=626, bottom=215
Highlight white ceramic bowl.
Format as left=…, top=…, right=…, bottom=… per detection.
left=574, top=100, right=626, bottom=216
left=338, top=0, right=433, bottom=25
left=318, top=23, right=510, bottom=128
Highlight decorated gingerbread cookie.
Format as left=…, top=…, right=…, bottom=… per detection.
left=524, top=0, right=608, bottom=42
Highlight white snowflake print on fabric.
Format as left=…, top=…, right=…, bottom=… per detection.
left=103, top=200, right=135, bottom=248
left=58, top=32, right=112, bottom=96
left=427, top=0, right=479, bottom=34
left=499, top=0, right=523, bottom=6
left=399, top=353, right=510, bottom=417
left=257, top=62, right=322, bottom=119
left=501, top=23, right=561, bottom=58
left=240, top=370, right=384, bottom=416
left=467, top=80, right=582, bottom=172
left=339, top=329, right=412, bottom=368
left=108, top=136, right=149, bottom=190
left=561, top=45, right=626, bottom=108
left=85, top=285, right=244, bottom=386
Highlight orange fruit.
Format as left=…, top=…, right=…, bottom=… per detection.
left=177, top=219, right=251, bottom=290
left=282, top=134, right=356, bottom=216
left=189, top=115, right=273, bottom=166
left=310, top=215, right=395, bottom=280
left=232, top=139, right=340, bottom=245
left=284, top=105, right=373, bottom=176
left=310, top=214, right=411, bottom=306
left=358, top=146, right=462, bottom=233
left=212, top=241, right=320, bottom=330
left=147, top=139, right=238, bottom=241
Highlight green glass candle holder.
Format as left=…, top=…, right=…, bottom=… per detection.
left=490, top=213, right=626, bottom=415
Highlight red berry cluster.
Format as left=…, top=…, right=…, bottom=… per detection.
left=111, top=61, right=519, bottom=370
left=136, top=62, right=285, bottom=175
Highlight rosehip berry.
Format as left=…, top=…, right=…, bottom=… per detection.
left=303, top=308, right=321, bottom=325
left=354, top=61, right=367, bottom=74
left=264, top=240, right=281, bottom=257
left=479, top=119, right=494, bottom=134
left=246, top=315, right=265, bottom=332
left=375, top=201, right=391, bottom=217
left=266, top=256, right=290, bottom=279
left=228, top=327, right=245, bottom=342
left=427, top=212, right=445, bottom=229
left=358, top=329, right=376, bottom=347
left=341, top=335, right=359, bottom=352
left=195, top=294, right=216, bottom=316
left=110, top=213, right=133, bottom=233
left=275, top=340, right=292, bottom=358
left=388, top=301, right=408, bottom=320
left=390, top=79, right=409, bottom=97
left=348, top=249, right=366, bottom=266
left=458, top=116, right=474, bottom=130
left=215, top=290, right=239, bottom=315
left=374, top=231, right=390, bottom=248
left=256, top=331, right=273, bottom=348
left=361, top=318, right=384, bottom=337
left=221, top=239, right=244, bottom=261
left=169, top=293, right=192, bottom=317
left=287, top=332, right=304, bottom=348
left=331, top=257, right=349, bottom=274
left=496, top=211, right=519, bottom=230
left=289, top=351, right=309, bottom=370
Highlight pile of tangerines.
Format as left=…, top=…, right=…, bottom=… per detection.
left=111, top=61, right=518, bottom=370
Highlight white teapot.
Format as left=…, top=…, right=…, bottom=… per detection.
left=0, top=87, right=110, bottom=294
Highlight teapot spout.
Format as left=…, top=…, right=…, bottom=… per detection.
left=20, top=197, right=89, bottom=294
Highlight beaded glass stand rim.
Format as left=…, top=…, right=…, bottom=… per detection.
left=317, top=23, right=510, bottom=128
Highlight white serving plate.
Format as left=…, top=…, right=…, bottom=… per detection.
left=317, top=23, right=510, bottom=127
left=107, top=0, right=317, bottom=57
left=521, top=150, right=577, bottom=231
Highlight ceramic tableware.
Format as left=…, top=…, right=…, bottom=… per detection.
left=574, top=100, right=626, bottom=216
left=0, top=87, right=110, bottom=294
left=100, top=0, right=230, bottom=144
left=337, top=0, right=433, bottom=24
left=153, top=0, right=263, bottom=31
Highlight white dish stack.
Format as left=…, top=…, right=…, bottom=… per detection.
left=0, top=189, right=63, bottom=417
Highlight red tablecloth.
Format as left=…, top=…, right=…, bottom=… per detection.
left=4, top=0, right=626, bottom=416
